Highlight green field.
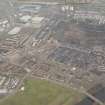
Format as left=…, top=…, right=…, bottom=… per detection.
left=0, top=79, right=83, bottom=105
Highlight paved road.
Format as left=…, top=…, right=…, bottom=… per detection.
left=82, top=90, right=104, bottom=105
left=31, top=74, right=105, bottom=105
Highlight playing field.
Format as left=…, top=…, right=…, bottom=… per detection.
left=0, top=79, right=83, bottom=105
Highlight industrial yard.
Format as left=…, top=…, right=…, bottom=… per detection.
left=0, top=0, right=105, bottom=105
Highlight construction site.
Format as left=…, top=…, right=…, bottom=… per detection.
left=0, top=0, right=105, bottom=105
